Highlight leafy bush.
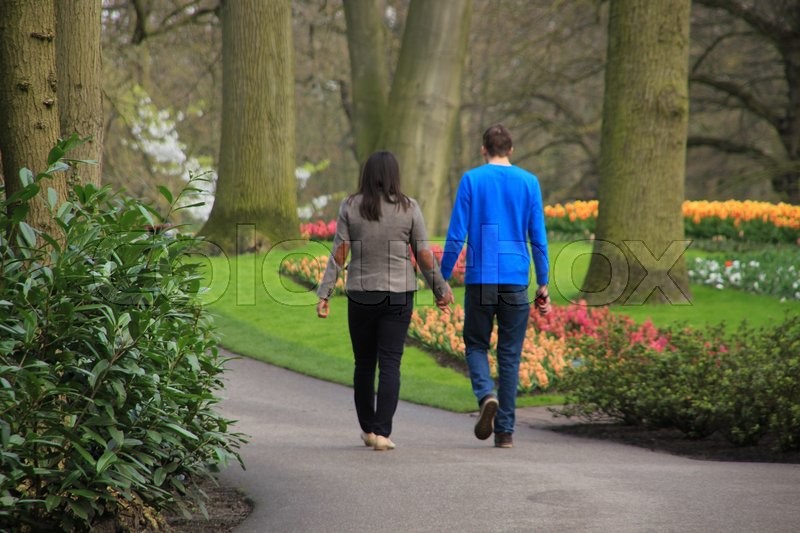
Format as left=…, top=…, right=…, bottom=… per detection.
left=0, top=139, right=245, bottom=530
left=555, top=314, right=800, bottom=450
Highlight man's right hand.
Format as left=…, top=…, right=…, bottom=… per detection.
left=534, top=285, right=551, bottom=315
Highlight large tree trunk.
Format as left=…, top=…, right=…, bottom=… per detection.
left=343, top=0, right=390, bottom=165
left=56, top=0, right=104, bottom=187
left=0, top=0, right=66, bottom=235
left=581, top=0, right=692, bottom=306
left=200, top=0, right=298, bottom=255
left=380, top=0, right=472, bottom=233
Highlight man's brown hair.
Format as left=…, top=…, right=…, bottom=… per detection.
left=482, top=124, right=513, bottom=157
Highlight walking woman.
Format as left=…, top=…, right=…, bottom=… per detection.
left=316, top=151, right=453, bottom=451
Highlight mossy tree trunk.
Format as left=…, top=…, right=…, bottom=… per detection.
left=0, top=0, right=67, bottom=236
left=580, top=0, right=692, bottom=306
left=380, top=0, right=472, bottom=233
left=343, top=0, right=472, bottom=232
left=200, top=0, right=298, bottom=255
left=56, top=0, right=104, bottom=187
left=343, top=0, right=390, bottom=165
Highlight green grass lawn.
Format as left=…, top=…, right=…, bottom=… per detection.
left=199, top=241, right=798, bottom=413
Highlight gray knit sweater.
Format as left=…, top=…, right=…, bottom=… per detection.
left=316, top=195, right=448, bottom=299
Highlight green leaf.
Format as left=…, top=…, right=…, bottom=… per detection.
left=68, top=499, right=90, bottom=520
left=117, top=312, right=131, bottom=330
left=88, top=359, right=109, bottom=388
left=47, top=187, right=59, bottom=209
left=110, top=380, right=127, bottom=405
left=0, top=420, right=10, bottom=447
left=0, top=339, right=16, bottom=356
left=175, top=201, right=206, bottom=210
left=40, top=231, right=62, bottom=252
left=47, top=161, right=71, bottom=174
left=19, top=167, right=35, bottom=186
left=154, top=467, right=166, bottom=486
left=0, top=495, right=17, bottom=507
left=47, top=144, right=66, bottom=166
left=164, top=423, right=198, bottom=441
left=157, top=185, right=174, bottom=204
left=137, top=204, right=157, bottom=226
left=96, top=451, right=117, bottom=474
left=18, top=221, right=37, bottom=247
left=108, top=427, right=124, bottom=447
left=60, top=132, right=89, bottom=154
left=59, top=469, right=83, bottom=492
left=146, top=430, right=163, bottom=444
left=72, top=442, right=96, bottom=467
left=45, top=494, right=63, bottom=512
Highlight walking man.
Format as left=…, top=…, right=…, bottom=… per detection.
left=440, top=124, right=551, bottom=448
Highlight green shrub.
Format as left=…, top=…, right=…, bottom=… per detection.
left=558, top=321, right=725, bottom=437
left=555, top=314, right=800, bottom=449
left=556, top=317, right=657, bottom=426
left=0, top=139, right=245, bottom=531
left=758, top=317, right=800, bottom=450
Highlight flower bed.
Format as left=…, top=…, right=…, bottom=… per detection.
left=300, top=219, right=337, bottom=241
left=279, top=247, right=467, bottom=294
left=545, top=199, right=800, bottom=244
left=688, top=248, right=800, bottom=300
left=408, top=302, right=669, bottom=393
left=280, top=255, right=670, bottom=394
left=302, top=199, right=800, bottom=244
left=279, top=254, right=346, bottom=295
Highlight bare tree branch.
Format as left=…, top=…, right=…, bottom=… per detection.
left=687, top=135, right=776, bottom=163
left=693, top=0, right=791, bottom=41
left=690, top=74, right=780, bottom=127
left=691, top=30, right=754, bottom=75
left=131, top=0, right=148, bottom=44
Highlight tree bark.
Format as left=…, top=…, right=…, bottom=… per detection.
left=0, top=0, right=66, bottom=235
left=56, top=0, right=104, bottom=187
left=380, top=0, right=473, bottom=233
left=199, top=0, right=298, bottom=255
left=581, top=0, right=692, bottom=306
left=343, top=0, right=390, bottom=165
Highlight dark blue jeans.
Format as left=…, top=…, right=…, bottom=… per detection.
left=347, top=291, right=414, bottom=438
left=463, top=284, right=530, bottom=434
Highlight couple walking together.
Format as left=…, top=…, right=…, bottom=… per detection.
left=316, top=124, right=551, bottom=451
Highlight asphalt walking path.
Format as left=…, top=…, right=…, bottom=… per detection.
left=218, top=353, right=800, bottom=533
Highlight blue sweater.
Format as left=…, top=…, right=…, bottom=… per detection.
left=441, top=163, right=549, bottom=286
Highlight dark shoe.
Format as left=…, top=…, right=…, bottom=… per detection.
left=494, top=432, right=513, bottom=448
left=474, top=395, right=498, bottom=440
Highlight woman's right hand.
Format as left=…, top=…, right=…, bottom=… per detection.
left=316, top=298, right=330, bottom=318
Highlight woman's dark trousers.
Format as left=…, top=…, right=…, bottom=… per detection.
left=347, top=291, right=414, bottom=438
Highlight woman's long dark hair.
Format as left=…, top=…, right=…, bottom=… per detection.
left=351, top=150, right=411, bottom=221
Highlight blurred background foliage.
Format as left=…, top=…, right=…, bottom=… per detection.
left=95, top=0, right=797, bottom=227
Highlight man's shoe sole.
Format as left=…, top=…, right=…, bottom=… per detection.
left=474, top=397, right=498, bottom=440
